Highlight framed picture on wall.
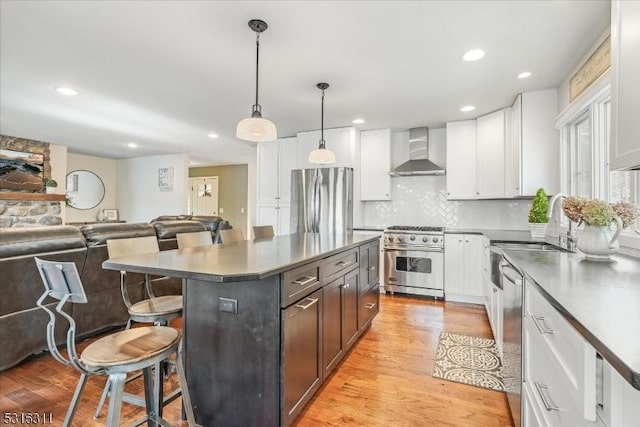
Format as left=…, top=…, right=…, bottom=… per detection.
left=103, top=209, right=119, bottom=221
left=158, top=167, right=174, bottom=189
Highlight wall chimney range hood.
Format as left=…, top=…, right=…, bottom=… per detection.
left=389, top=127, right=445, bottom=176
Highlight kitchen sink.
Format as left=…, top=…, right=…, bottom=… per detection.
left=494, top=242, right=560, bottom=252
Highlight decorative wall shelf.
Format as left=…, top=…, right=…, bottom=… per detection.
left=0, top=192, right=66, bottom=202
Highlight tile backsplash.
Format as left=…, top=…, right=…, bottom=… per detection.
left=363, top=176, right=532, bottom=230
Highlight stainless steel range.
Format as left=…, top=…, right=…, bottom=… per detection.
left=383, top=226, right=444, bottom=298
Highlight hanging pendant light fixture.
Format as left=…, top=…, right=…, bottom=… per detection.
left=308, top=82, right=336, bottom=165
left=236, top=19, right=277, bottom=142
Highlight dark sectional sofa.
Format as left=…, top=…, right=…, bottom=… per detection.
left=0, top=215, right=231, bottom=371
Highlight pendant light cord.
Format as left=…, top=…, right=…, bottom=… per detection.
left=255, top=32, right=260, bottom=109
left=320, top=88, right=325, bottom=148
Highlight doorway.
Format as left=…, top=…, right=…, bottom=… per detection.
left=188, top=176, right=219, bottom=216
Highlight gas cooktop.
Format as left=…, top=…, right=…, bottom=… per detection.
left=385, top=225, right=444, bottom=233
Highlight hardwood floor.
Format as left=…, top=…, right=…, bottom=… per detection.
left=0, top=294, right=513, bottom=426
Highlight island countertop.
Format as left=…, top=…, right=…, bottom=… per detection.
left=102, top=232, right=379, bottom=283
left=503, top=249, right=640, bottom=390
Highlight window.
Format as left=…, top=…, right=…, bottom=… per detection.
left=560, top=84, right=640, bottom=246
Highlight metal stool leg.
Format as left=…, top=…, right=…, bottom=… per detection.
left=143, top=367, right=155, bottom=427
left=105, top=372, right=127, bottom=427
left=175, top=345, right=196, bottom=426
left=93, top=377, right=111, bottom=419
left=63, top=373, right=88, bottom=427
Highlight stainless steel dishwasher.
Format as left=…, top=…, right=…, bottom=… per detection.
left=498, top=252, right=524, bottom=427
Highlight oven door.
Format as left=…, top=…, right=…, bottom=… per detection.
left=384, top=249, right=444, bottom=295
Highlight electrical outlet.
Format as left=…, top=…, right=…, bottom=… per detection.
left=241, top=207, right=245, bottom=214
left=218, top=297, right=237, bottom=314
left=219, top=208, right=224, bottom=214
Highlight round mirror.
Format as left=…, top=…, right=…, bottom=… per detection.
left=66, top=170, right=105, bottom=210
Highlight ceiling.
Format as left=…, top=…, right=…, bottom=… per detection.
left=0, top=1, right=610, bottom=166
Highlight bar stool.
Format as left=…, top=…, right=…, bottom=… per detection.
left=253, top=225, right=275, bottom=239
left=219, top=228, right=245, bottom=243
left=34, top=257, right=195, bottom=427
left=176, top=231, right=214, bottom=249
left=93, top=235, right=184, bottom=419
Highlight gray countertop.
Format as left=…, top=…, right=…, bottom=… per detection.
left=504, top=250, right=640, bottom=390
left=103, top=232, right=379, bottom=283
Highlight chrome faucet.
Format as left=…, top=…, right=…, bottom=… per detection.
left=548, top=193, right=577, bottom=252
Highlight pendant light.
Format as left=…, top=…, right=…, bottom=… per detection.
left=308, top=82, right=336, bottom=165
left=236, top=19, right=277, bottom=142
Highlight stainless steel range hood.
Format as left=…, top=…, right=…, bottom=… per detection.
left=389, top=127, right=445, bottom=176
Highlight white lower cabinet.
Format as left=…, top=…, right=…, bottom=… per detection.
left=256, top=204, right=290, bottom=236
left=444, top=234, right=487, bottom=303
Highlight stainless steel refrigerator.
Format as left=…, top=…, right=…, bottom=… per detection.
left=290, top=167, right=353, bottom=234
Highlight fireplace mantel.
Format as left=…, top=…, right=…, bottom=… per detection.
left=0, top=192, right=66, bottom=202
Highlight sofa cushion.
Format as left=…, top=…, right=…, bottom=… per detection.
left=152, top=215, right=192, bottom=222
left=79, top=222, right=156, bottom=246
left=152, top=220, right=206, bottom=240
left=0, top=225, right=86, bottom=258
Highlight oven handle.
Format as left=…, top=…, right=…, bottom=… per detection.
left=384, top=246, right=443, bottom=253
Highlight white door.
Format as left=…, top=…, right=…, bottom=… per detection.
left=189, top=177, right=219, bottom=216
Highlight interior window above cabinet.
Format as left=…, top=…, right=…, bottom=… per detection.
left=296, top=127, right=359, bottom=169
left=360, top=129, right=391, bottom=200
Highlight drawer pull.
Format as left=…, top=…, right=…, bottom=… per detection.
left=368, top=266, right=376, bottom=271
left=295, top=297, right=319, bottom=310
left=341, top=282, right=351, bottom=289
left=336, top=260, right=352, bottom=267
left=365, top=302, right=376, bottom=310
left=292, top=276, right=317, bottom=286
left=532, top=315, right=556, bottom=335
left=534, top=382, right=559, bottom=412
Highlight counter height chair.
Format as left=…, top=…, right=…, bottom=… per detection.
left=219, top=228, right=245, bottom=244
left=176, top=231, right=213, bottom=249
left=34, top=257, right=195, bottom=427
left=93, top=235, right=184, bottom=419
left=253, top=225, right=275, bottom=239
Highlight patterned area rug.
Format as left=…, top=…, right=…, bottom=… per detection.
left=432, top=332, right=504, bottom=392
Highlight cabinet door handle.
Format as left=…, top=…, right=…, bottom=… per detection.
left=292, top=276, right=317, bottom=286
left=336, top=261, right=352, bottom=267
left=295, top=297, right=319, bottom=310
left=534, top=382, right=559, bottom=411
left=365, top=302, right=377, bottom=310
left=342, top=282, right=350, bottom=289
left=368, top=266, right=376, bottom=271
left=532, top=315, right=555, bottom=335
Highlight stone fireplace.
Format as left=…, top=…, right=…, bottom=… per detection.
left=0, top=135, right=64, bottom=228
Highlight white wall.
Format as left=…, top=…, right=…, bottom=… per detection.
left=117, top=154, right=189, bottom=223
left=66, top=153, right=117, bottom=223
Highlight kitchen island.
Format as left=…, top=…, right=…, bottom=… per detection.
left=103, top=232, right=381, bottom=427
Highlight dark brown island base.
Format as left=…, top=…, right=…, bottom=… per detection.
left=103, top=232, right=380, bottom=427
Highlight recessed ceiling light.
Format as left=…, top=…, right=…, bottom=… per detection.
left=460, top=105, right=476, bottom=112
left=126, top=142, right=138, bottom=149
left=462, top=49, right=485, bottom=62
left=207, top=133, right=219, bottom=139
left=54, top=87, right=79, bottom=96
left=518, top=71, right=532, bottom=79
left=352, top=118, right=365, bottom=124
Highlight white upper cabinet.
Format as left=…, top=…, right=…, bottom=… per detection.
left=296, top=127, right=358, bottom=169
left=476, top=109, right=507, bottom=198
left=256, top=136, right=297, bottom=235
left=360, top=129, right=391, bottom=200
left=518, top=89, right=559, bottom=196
left=446, top=120, right=477, bottom=199
left=610, top=0, right=640, bottom=170
left=505, top=95, right=522, bottom=197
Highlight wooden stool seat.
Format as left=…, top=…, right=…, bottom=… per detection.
left=129, top=295, right=183, bottom=318
left=81, top=326, right=180, bottom=368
